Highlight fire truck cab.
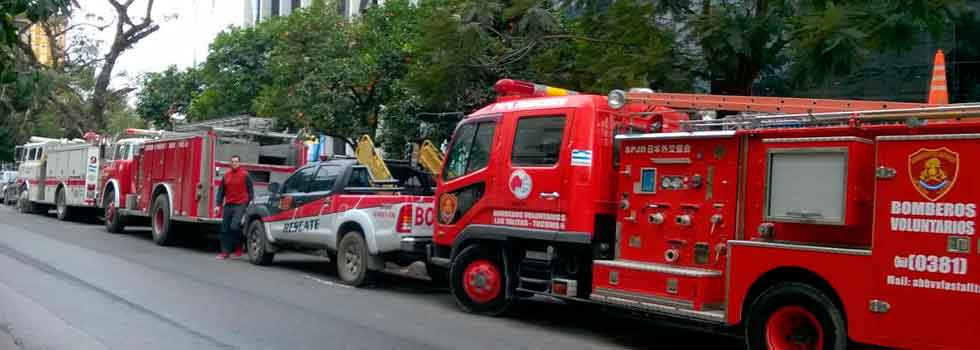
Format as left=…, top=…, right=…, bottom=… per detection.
left=431, top=79, right=980, bottom=349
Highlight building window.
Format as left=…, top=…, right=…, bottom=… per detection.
left=292, top=0, right=301, bottom=10
left=271, top=0, right=280, bottom=17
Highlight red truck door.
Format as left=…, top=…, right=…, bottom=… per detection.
left=871, top=133, right=980, bottom=348
left=491, top=111, right=571, bottom=231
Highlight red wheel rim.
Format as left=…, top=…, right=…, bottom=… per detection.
left=106, top=203, right=116, bottom=223
left=153, top=207, right=164, bottom=234
left=765, top=306, right=824, bottom=350
left=106, top=195, right=116, bottom=223
left=462, top=259, right=502, bottom=304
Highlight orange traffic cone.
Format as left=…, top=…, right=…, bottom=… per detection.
left=928, top=49, right=949, bottom=105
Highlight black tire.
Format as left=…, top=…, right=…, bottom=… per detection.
left=745, top=282, right=847, bottom=350
left=426, top=262, right=448, bottom=285
left=103, top=189, right=126, bottom=233
left=150, top=195, right=176, bottom=246
left=449, top=244, right=511, bottom=316
left=336, top=231, right=376, bottom=286
left=30, top=202, right=47, bottom=214
left=55, top=187, right=71, bottom=221
left=246, top=219, right=275, bottom=265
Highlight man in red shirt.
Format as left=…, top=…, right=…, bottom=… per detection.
left=214, top=155, right=254, bottom=260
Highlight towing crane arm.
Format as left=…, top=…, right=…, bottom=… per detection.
left=355, top=135, right=396, bottom=185
left=415, top=140, right=444, bottom=178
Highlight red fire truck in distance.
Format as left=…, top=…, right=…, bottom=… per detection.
left=429, top=78, right=980, bottom=349
left=102, top=124, right=309, bottom=246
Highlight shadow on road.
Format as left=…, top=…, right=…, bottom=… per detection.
left=26, top=210, right=743, bottom=350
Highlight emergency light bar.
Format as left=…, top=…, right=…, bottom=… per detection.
left=125, top=128, right=167, bottom=137
left=494, top=79, right=578, bottom=98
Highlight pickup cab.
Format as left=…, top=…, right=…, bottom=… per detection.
left=244, top=158, right=439, bottom=286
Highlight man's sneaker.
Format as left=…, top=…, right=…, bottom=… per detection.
left=215, top=253, right=230, bottom=260
left=232, top=245, right=244, bottom=258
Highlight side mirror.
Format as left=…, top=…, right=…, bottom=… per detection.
left=268, top=182, right=281, bottom=194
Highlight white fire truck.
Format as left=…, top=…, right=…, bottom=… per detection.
left=15, top=134, right=105, bottom=220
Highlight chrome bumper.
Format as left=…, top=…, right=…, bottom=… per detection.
left=399, top=236, right=432, bottom=254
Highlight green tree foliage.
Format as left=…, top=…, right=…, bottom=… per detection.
left=133, top=0, right=975, bottom=159
left=135, top=65, right=203, bottom=127
left=254, top=0, right=424, bottom=152
left=189, top=23, right=280, bottom=119
left=0, top=0, right=73, bottom=161
left=687, top=0, right=966, bottom=94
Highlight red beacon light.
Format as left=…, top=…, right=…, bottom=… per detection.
left=494, top=79, right=577, bottom=101
left=82, top=131, right=100, bottom=143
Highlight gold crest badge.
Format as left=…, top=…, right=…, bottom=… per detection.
left=908, top=147, right=959, bottom=201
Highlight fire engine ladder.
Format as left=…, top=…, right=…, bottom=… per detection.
left=679, top=104, right=980, bottom=131
left=621, top=91, right=980, bottom=130
left=354, top=135, right=398, bottom=186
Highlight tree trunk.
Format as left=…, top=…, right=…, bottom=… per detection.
left=89, top=44, right=122, bottom=131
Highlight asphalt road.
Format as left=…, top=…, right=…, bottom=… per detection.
left=0, top=205, right=742, bottom=350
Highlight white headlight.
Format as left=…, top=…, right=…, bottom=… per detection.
left=608, top=89, right=627, bottom=110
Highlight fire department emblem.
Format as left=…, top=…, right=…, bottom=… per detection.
left=908, top=147, right=959, bottom=201
left=439, top=193, right=458, bottom=224
left=509, top=169, right=532, bottom=200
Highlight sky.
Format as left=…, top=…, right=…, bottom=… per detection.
left=73, top=0, right=244, bottom=88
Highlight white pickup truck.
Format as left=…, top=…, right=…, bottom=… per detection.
left=244, top=158, right=440, bottom=286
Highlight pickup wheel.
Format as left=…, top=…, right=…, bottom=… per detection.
left=150, top=195, right=176, bottom=246
left=746, top=282, right=847, bottom=350
left=55, top=187, right=72, bottom=221
left=246, top=220, right=275, bottom=265
left=450, top=244, right=511, bottom=316
left=103, top=189, right=126, bottom=233
left=336, top=231, right=376, bottom=286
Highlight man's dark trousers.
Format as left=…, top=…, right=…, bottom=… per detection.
left=221, top=204, right=247, bottom=253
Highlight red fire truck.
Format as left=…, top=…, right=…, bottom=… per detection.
left=429, top=78, right=980, bottom=349
left=102, top=123, right=310, bottom=246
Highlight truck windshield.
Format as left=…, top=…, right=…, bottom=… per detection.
left=443, top=121, right=496, bottom=181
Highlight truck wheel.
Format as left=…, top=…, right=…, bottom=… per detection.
left=30, top=202, right=47, bottom=214
left=426, top=262, right=448, bottom=285
left=336, top=231, right=376, bottom=286
left=55, top=188, right=72, bottom=221
left=746, top=282, right=847, bottom=350
left=150, top=195, right=176, bottom=246
left=246, top=220, right=275, bottom=265
left=103, top=189, right=126, bottom=233
left=450, top=244, right=511, bottom=316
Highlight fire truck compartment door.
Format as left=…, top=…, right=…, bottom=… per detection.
left=871, top=134, right=980, bottom=348
left=494, top=112, right=571, bottom=232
